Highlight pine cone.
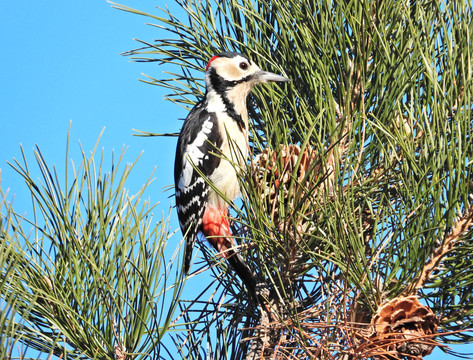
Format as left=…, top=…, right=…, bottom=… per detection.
left=252, top=144, right=319, bottom=228
left=371, top=295, right=439, bottom=357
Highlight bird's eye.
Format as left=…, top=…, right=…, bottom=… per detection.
left=239, top=62, right=249, bottom=70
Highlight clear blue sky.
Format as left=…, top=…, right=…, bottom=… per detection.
left=0, top=1, right=183, bottom=219
left=0, top=1, right=468, bottom=359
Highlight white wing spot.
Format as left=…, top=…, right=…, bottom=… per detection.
left=178, top=119, right=214, bottom=189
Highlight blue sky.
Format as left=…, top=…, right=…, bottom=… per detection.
left=1, top=1, right=182, bottom=219
left=0, top=1, right=469, bottom=359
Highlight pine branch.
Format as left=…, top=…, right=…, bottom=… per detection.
left=114, top=0, right=473, bottom=358
left=1, top=130, right=184, bottom=359
left=412, top=203, right=473, bottom=293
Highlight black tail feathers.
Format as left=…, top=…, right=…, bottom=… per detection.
left=227, top=250, right=257, bottom=304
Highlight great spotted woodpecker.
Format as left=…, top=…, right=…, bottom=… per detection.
left=174, top=52, right=290, bottom=296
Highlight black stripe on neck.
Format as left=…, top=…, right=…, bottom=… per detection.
left=208, top=68, right=249, bottom=131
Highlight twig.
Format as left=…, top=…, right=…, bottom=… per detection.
left=412, top=204, right=473, bottom=292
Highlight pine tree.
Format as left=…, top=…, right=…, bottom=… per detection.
left=0, top=131, right=184, bottom=359
left=113, top=0, right=473, bottom=358
left=1, top=0, right=472, bottom=359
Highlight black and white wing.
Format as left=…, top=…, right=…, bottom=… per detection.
left=174, top=102, right=222, bottom=273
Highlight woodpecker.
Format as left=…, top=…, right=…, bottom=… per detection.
left=174, top=52, right=290, bottom=296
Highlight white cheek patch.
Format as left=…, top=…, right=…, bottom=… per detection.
left=213, top=55, right=260, bottom=81
left=178, top=118, right=214, bottom=190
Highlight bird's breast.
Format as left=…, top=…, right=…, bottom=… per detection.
left=207, top=114, right=248, bottom=207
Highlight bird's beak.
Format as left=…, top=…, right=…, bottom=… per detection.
left=257, top=71, right=291, bottom=84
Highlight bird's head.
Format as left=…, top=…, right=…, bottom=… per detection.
left=204, top=52, right=290, bottom=98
